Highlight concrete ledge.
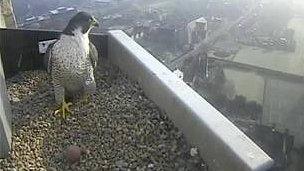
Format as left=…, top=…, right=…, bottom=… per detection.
left=0, top=0, right=15, bottom=158
left=0, top=54, right=12, bottom=158
left=108, top=30, right=274, bottom=171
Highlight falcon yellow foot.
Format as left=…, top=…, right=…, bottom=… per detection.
left=55, top=99, right=73, bottom=120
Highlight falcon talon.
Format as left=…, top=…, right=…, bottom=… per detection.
left=54, top=100, right=73, bottom=120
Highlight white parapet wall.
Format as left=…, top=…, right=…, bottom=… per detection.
left=0, top=0, right=14, bottom=158
left=0, top=56, right=11, bottom=158
left=108, top=30, right=274, bottom=171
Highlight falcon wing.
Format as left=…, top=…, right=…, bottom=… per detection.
left=44, top=40, right=57, bottom=74
left=89, top=41, right=99, bottom=69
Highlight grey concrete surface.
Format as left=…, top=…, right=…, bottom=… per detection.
left=0, top=0, right=14, bottom=158
left=0, top=55, right=12, bottom=158
left=108, top=30, right=274, bottom=171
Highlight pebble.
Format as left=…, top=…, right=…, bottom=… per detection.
left=148, top=163, right=154, bottom=168
left=0, top=60, right=206, bottom=170
left=46, top=167, right=57, bottom=171
left=190, top=147, right=199, bottom=157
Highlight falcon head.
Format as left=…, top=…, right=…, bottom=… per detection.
left=63, top=11, right=99, bottom=35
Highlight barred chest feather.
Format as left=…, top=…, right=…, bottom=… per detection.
left=72, top=28, right=90, bottom=55
left=51, top=28, right=92, bottom=79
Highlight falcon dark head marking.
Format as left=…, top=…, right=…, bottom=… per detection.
left=63, top=11, right=99, bottom=35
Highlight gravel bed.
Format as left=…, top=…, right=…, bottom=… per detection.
left=0, top=60, right=207, bottom=171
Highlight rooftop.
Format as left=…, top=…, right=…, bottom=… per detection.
left=0, top=28, right=274, bottom=171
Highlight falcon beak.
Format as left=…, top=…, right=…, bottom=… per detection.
left=91, top=17, right=99, bottom=27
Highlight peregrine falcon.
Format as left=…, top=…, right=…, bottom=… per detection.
left=44, top=11, right=100, bottom=119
